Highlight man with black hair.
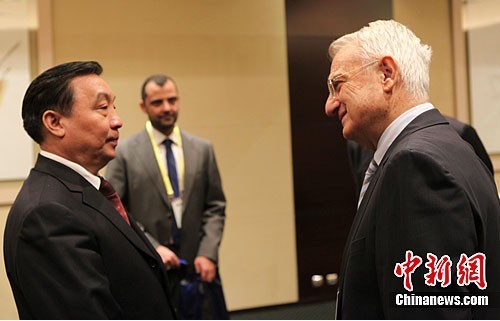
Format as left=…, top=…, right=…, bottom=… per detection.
left=4, top=61, right=176, bottom=319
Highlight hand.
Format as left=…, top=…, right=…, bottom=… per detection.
left=155, top=245, right=180, bottom=270
left=194, top=256, right=216, bottom=282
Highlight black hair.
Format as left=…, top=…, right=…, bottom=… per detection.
left=22, top=61, right=103, bottom=143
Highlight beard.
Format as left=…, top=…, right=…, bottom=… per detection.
left=151, top=113, right=177, bottom=135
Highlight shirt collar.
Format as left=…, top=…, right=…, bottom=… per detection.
left=151, top=125, right=178, bottom=146
left=373, top=102, right=435, bottom=165
left=40, top=150, right=102, bottom=189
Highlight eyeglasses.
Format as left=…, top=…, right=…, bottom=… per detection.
left=327, top=60, right=379, bottom=98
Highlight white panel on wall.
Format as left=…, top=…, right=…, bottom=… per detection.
left=467, top=22, right=500, bottom=154
left=0, top=0, right=34, bottom=180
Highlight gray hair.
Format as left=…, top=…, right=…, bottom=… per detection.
left=328, top=20, right=432, bottom=101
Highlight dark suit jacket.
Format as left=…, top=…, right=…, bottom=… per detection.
left=105, top=129, right=226, bottom=265
left=3, top=155, right=176, bottom=319
left=338, top=109, right=500, bottom=319
left=347, top=115, right=494, bottom=198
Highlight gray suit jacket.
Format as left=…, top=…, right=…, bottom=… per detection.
left=337, top=109, right=500, bottom=319
left=105, top=129, right=226, bottom=264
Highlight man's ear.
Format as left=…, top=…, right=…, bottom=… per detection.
left=140, top=100, right=147, bottom=114
left=379, top=56, right=398, bottom=93
left=41, top=110, right=65, bottom=138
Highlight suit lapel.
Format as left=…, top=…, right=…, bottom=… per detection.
left=35, top=155, right=158, bottom=260
left=337, top=166, right=380, bottom=309
left=82, top=187, right=157, bottom=257
left=132, top=131, right=172, bottom=209
left=180, top=131, right=196, bottom=211
left=356, top=109, right=448, bottom=215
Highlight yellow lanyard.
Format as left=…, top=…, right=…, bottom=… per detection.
left=145, top=121, right=185, bottom=197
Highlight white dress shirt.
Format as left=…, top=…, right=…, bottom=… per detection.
left=373, top=103, right=435, bottom=166
left=40, top=150, right=102, bottom=189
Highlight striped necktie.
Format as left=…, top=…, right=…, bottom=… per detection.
left=99, top=177, right=131, bottom=225
left=357, top=158, right=378, bottom=209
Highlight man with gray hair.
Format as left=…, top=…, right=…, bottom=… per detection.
left=325, top=20, right=500, bottom=319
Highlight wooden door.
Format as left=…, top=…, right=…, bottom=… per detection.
left=285, top=0, right=392, bottom=301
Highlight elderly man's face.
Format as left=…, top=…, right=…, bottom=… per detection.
left=325, top=47, right=387, bottom=149
left=60, top=75, right=123, bottom=174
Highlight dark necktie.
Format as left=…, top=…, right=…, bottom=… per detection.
left=99, top=177, right=131, bottom=225
left=358, top=158, right=378, bottom=209
left=163, top=139, right=181, bottom=250
left=164, top=139, right=180, bottom=198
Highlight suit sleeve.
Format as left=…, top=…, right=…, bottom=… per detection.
left=197, top=144, right=226, bottom=263
left=15, top=203, right=122, bottom=319
left=376, top=150, right=479, bottom=319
